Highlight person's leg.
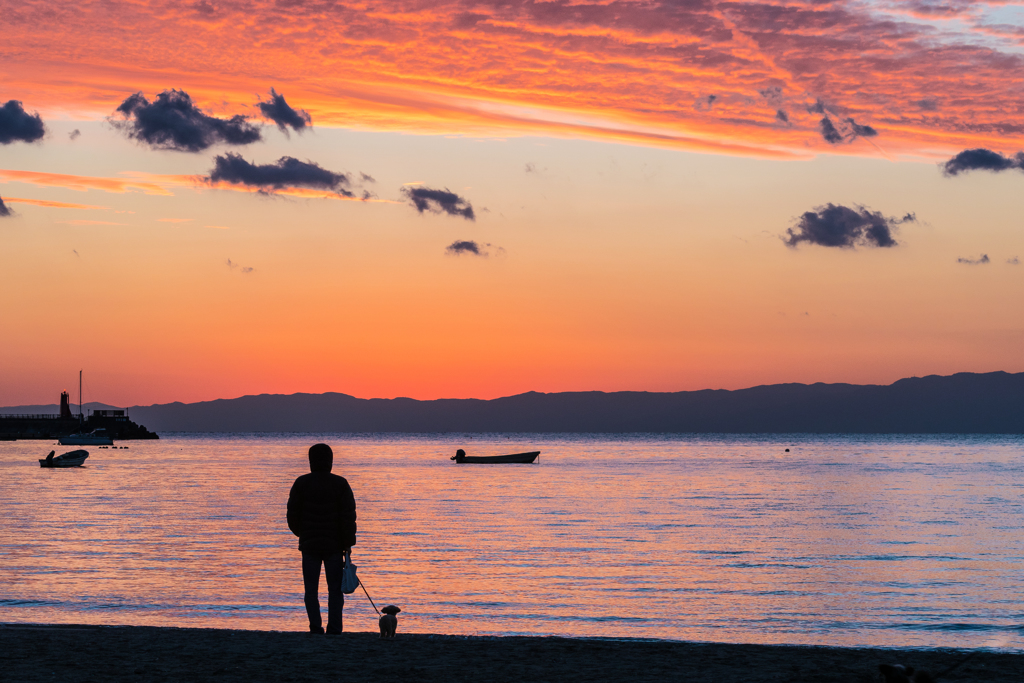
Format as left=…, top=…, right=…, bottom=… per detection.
left=322, top=550, right=346, bottom=634
left=301, top=550, right=325, bottom=633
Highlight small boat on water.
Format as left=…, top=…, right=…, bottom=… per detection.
left=39, top=449, right=89, bottom=468
left=451, top=449, right=540, bottom=464
left=59, top=429, right=114, bottom=446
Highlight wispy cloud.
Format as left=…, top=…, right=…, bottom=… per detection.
left=402, top=186, right=475, bottom=220
left=957, top=254, right=990, bottom=265
left=0, top=195, right=12, bottom=217
left=2, top=197, right=109, bottom=210
left=0, top=100, right=45, bottom=145
left=784, top=204, right=915, bottom=249
left=111, top=89, right=261, bottom=152
left=0, top=169, right=176, bottom=195
left=8, top=1, right=1024, bottom=158
left=68, top=129, right=81, bottom=141
left=226, top=258, right=255, bottom=273
left=56, top=220, right=126, bottom=226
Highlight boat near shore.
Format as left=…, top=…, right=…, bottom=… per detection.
left=59, top=428, right=114, bottom=446
left=39, top=449, right=89, bottom=468
left=451, top=449, right=540, bottom=464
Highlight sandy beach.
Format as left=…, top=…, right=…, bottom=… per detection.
left=1, top=624, right=1020, bottom=683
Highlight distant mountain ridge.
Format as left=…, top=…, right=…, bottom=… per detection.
left=110, top=372, right=1024, bottom=433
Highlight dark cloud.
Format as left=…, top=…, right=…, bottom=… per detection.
left=0, top=195, right=12, bottom=217
left=258, top=88, right=311, bottom=133
left=848, top=119, right=877, bottom=138
left=694, top=94, right=718, bottom=111
left=445, top=240, right=504, bottom=257
left=360, top=172, right=376, bottom=183
left=193, top=0, right=217, bottom=16
left=941, top=148, right=1024, bottom=176
left=68, top=129, right=81, bottom=141
left=111, top=89, right=262, bottom=152
left=784, top=203, right=915, bottom=249
left=914, top=99, right=939, bottom=111
left=776, top=109, right=789, bottom=123
left=453, top=12, right=488, bottom=28
left=0, top=100, right=46, bottom=144
left=227, top=258, right=255, bottom=273
left=807, top=99, right=828, bottom=115
left=1009, top=256, right=1020, bottom=265
left=446, top=240, right=483, bottom=255
left=957, top=254, right=990, bottom=265
left=806, top=99, right=877, bottom=144
left=402, top=186, right=475, bottom=220
left=820, top=117, right=843, bottom=143
left=208, top=153, right=352, bottom=195
left=820, top=115, right=877, bottom=144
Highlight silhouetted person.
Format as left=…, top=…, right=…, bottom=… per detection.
left=287, top=443, right=357, bottom=634
left=454, top=449, right=466, bottom=462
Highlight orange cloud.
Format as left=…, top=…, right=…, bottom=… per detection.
left=3, top=1, right=1024, bottom=157
left=2, top=197, right=110, bottom=209
left=201, top=181, right=400, bottom=202
left=0, top=170, right=174, bottom=195
left=56, top=220, right=126, bottom=225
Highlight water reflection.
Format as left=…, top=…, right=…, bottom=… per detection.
left=1, top=434, right=1021, bottom=650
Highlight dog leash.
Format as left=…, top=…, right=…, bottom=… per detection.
left=358, top=578, right=382, bottom=617
left=346, top=551, right=383, bottom=617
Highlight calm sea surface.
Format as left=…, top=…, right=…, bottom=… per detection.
left=1, top=434, right=1022, bottom=650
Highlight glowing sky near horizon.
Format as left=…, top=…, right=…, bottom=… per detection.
left=1, top=0, right=1023, bottom=406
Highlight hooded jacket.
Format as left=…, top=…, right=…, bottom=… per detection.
left=287, top=452, right=357, bottom=553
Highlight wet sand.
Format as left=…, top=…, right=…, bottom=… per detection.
left=1, top=623, right=1019, bottom=682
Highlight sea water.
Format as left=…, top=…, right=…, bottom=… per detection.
left=1, top=434, right=1021, bottom=650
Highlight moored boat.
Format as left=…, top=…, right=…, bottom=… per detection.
left=451, top=449, right=540, bottom=464
left=58, top=429, right=114, bottom=446
left=39, top=449, right=89, bottom=467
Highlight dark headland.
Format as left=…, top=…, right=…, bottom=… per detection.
left=2, top=624, right=1020, bottom=683
left=0, top=392, right=158, bottom=441
left=116, top=371, right=1024, bottom=433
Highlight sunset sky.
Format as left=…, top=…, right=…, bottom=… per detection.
left=2, top=0, right=1023, bottom=407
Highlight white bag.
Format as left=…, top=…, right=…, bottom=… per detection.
left=341, top=554, right=360, bottom=594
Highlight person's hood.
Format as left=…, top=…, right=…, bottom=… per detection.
left=309, top=451, right=333, bottom=473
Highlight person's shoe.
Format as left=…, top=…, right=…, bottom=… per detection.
left=309, top=626, right=325, bottom=634
left=325, top=625, right=342, bottom=635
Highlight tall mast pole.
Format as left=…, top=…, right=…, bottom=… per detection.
left=79, top=370, right=83, bottom=425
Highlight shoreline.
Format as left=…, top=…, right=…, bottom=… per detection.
left=3, top=623, right=1021, bottom=682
